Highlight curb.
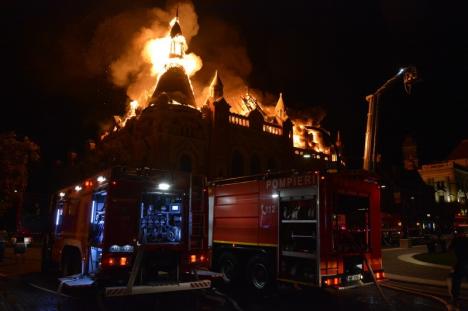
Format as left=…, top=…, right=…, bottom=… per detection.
left=397, top=252, right=452, bottom=270
left=386, top=273, right=468, bottom=289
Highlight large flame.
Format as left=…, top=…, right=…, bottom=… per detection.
left=227, top=92, right=330, bottom=154
left=143, top=38, right=202, bottom=77
left=291, top=120, right=330, bottom=154
left=109, top=12, right=330, bottom=157
left=116, top=17, right=202, bottom=129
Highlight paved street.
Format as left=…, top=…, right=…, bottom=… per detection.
left=383, top=245, right=452, bottom=281
left=383, top=245, right=468, bottom=310
left=0, top=244, right=453, bottom=310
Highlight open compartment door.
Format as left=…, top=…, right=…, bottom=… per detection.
left=277, top=187, right=319, bottom=286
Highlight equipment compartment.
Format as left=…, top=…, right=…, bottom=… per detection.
left=139, top=193, right=183, bottom=243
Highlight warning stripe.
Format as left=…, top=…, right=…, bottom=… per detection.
left=107, top=288, right=128, bottom=296
left=106, top=280, right=211, bottom=296
left=190, top=281, right=210, bottom=288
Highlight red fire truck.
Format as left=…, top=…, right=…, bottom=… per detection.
left=209, top=170, right=384, bottom=290
left=47, top=167, right=216, bottom=296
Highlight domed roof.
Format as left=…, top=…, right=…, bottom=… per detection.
left=150, top=66, right=196, bottom=107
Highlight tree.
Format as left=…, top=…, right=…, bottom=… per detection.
left=0, top=132, right=40, bottom=231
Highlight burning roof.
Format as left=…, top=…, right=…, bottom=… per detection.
left=151, top=66, right=196, bottom=106
left=105, top=8, right=336, bottom=158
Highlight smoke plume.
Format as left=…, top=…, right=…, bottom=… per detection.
left=87, top=1, right=199, bottom=107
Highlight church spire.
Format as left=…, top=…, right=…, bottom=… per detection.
left=275, top=92, right=288, bottom=122
left=210, top=70, right=224, bottom=100
left=169, top=10, right=184, bottom=58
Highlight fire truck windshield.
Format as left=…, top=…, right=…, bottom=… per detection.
left=332, top=195, right=370, bottom=253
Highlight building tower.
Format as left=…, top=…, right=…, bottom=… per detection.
left=150, top=12, right=196, bottom=107
left=169, top=8, right=184, bottom=59
left=210, top=70, right=224, bottom=100
left=275, top=93, right=288, bottom=124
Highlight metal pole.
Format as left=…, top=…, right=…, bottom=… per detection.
left=363, top=94, right=376, bottom=171
left=371, top=93, right=380, bottom=172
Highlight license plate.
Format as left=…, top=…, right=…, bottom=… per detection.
left=347, top=274, right=361, bottom=282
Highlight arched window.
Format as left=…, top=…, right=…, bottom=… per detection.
left=231, top=150, right=244, bottom=177
left=179, top=154, right=192, bottom=172
left=250, top=154, right=261, bottom=175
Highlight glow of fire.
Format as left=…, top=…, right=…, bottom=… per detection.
left=293, top=123, right=307, bottom=149
left=116, top=17, right=203, bottom=130
left=143, top=18, right=202, bottom=79
left=113, top=17, right=329, bottom=155
left=129, top=100, right=138, bottom=116
left=144, top=36, right=202, bottom=77
left=230, top=93, right=327, bottom=153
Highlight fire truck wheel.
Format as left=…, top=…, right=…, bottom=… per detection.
left=217, top=252, right=239, bottom=284
left=246, top=255, right=272, bottom=291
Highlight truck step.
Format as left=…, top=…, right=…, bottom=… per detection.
left=105, top=280, right=211, bottom=297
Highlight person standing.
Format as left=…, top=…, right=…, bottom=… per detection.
left=449, top=228, right=468, bottom=307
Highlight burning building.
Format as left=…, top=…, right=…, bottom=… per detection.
left=83, top=11, right=343, bottom=179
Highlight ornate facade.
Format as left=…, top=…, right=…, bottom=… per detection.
left=78, top=15, right=342, bottom=180
left=418, top=139, right=468, bottom=207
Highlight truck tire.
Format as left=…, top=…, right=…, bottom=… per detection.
left=217, top=252, right=239, bottom=284
left=61, top=249, right=81, bottom=277
left=246, top=254, right=273, bottom=291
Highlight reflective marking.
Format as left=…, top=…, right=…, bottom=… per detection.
left=105, top=280, right=211, bottom=297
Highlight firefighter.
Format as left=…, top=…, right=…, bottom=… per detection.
left=448, top=228, right=468, bottom=307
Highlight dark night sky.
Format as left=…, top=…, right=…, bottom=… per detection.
left=1, top=0, right=467, bottom=171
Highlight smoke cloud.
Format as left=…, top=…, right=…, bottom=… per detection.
left=87, top=1, right=199, bottom=107
left=76, top=0, right=322, bottom=129
left=86, top=0, right=281, bottom=116
left=190, top=17, right=283, bottom=114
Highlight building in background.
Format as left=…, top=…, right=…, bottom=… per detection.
left=418, top=139, right=468, bottom=226
left=60, top=14, right=343, bottom=185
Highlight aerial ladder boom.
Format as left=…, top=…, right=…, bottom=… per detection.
left=363, top=67, right=418, bottom=172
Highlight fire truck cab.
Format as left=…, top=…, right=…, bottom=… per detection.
left=209, top=170, right=383, bottom=290
left=48, top=167, right=215, bottom=296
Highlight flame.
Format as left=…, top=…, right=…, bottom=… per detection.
left=129, top=100, right=139, bottom=116
left=143, top=38, right=202, bottom=77
left=227, top=91, right=329, bottom=154
left=290, top=120, right=330, bottom=154
left=143, top=17, right=202, bottom=80
left=117, top=17, right=203, bottom=129
left=107, top=12, right=330, bottom=157
left=293, top=123, right=307, bottom=149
